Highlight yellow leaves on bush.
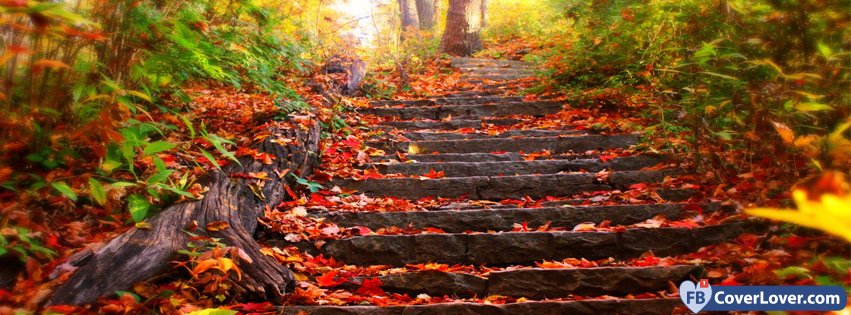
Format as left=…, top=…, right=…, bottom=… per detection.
left=746, top=172, right=851, bottom=242
left=772, top=120, right=851, bottom=169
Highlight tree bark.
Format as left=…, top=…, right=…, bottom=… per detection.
left=480, top=0, right=487, bottom=28
left=46, top=121, right=321, bottom=306
left=415, top=0, right=436, bottom=30
left=439, top=0, right=484, bottom=56
left=398, top=0, right=420, bottom=31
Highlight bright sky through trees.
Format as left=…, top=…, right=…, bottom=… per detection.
left=333, top=0, right=382, bottom=47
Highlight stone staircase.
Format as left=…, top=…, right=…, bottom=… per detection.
left=276, top=58, right=756, bottom=314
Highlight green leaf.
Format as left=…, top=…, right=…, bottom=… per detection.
left=817, top=42, right=833, bottom=59
left=199, top=148, right=222, bottom=172
left=88, top=178, right=107, bottom=206
left=153, top=183, right=196, bottom=198
left=795, top=102, right=833, bottom=112
left=179, top=114, right=196, bottom=138
left=205, top=134, right=240, bottom=166
left=110, top=181, right=138, bottom=189
left=143, top=141, right=176, bottom=156
left=186, top=309, right=238, bottom=315
left=821, top=257, right=851, bottom=273
left=775, top=266, right=812, bottom=279
left=115, top=291, right=141, bottom=302
left=146, top=169, right=173, bottom=184
left=293, top=174, right=324, bottom=193
left=127, top=194, right=151, bottom=223
left=700, top=71, right=739, bottom=81
left=51, top=182, right=78, bottom=202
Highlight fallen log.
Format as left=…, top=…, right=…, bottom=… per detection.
left=47, top=120, right=321, bottom=305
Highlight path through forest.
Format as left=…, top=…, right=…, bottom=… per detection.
left=271, top=58, right=762, bottom=314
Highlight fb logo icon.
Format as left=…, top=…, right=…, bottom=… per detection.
left=680, top=279, right=712, bottom=313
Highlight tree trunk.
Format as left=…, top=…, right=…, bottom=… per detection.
left=398, top=0, right=420, bottom=31
left=480, top=0, right=487, bottom=28
left=46, top=121, right=321, bottom=306
left=415, top=0, right=436, bottom=30
left=439, top=0, right=484, bottom=56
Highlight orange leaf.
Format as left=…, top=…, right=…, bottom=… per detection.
left=206, top=221, right=230, bottom=232
left=771, top=121, right=795, bottom=144
left=32, top=59, right=71, bottom=69
left=418, top=169, right=445, bottom=179
left=192, top=259, right=217, bottom=275
left=254, top=152, right=276, bottom=165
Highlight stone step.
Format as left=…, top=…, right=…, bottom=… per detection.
left=281, top=299, right=682, bottom=315
left=288, top=221, right=754, bottom=266
left=377, top=152, right=526, bottom=163
left=443, top=90, right=507, bottom=98
left=375, top=152, right=609, bottom=163
left=460, top=68, right=537, bottom=76
left=333, top=169, right=681, bottom=200
left=319, top=203, right=724, bottom=233
left=487, top=266, right=696, bottom=299
left=371, top=155, right=665, bottom=176
left=380, top=118, right=520, bottom=131
left=451, top=57, right=534, bottom=68
left=363, top=101, right=563, bottom=120
left=371, top=96, right=528, bottom=107
left=338, top=266, right=698, bottom=299
left=461, top=74, right=537, bottom=81
left=370, top=134, right=640, bottom=155
left=431, top=188, right=704, bottom=210
left=398, top=129, right=583, bottom=141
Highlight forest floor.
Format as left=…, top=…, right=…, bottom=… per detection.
left=4, top=56, right=849, bottom=314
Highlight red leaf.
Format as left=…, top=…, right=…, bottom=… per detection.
left=342, top=135, right=361, bottom=149
left=235, top=302, right=275, bottom=312
left=356, top=277, right=385, bottom=296
left=629, top=183, right=648, bottom=190
left=599, top=153, right=617, bottom=163
left=316, top=270, right=348, bottom=287
left=785, top=235, right=808, bottom=249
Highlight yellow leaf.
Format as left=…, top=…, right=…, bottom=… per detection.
left=217, top=257, right=241, bottom=280
left=746, top=190, right=851, bottom=242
